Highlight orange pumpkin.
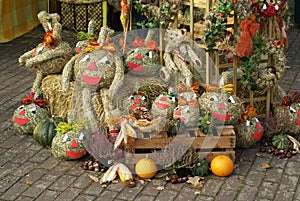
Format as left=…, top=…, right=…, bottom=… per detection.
left=135, top=158, right=157, bottom=179
left=210, top=155, right=234, bottom=177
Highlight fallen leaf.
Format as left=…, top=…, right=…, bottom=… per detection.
left=187, top=176, right=204, bottom=187
left=156, top=186, right=165, bottom=191
left=261, top=163, right=272, bottom=169
left=195, top=190, right=201, bottom=195
left=88, top=174, right=99, bottom=182
left=138, top=180, right=145, bottom=185
left=25, top=180, right=34, bottom=185
left=112, top=180, right=119, bottom=184
left=256, top=153, right=261, bottom=157
left=101, top=184, right=107, bottom=188
left=155, top=172, right=169, bottom=178
left=238, top=176, right=245, bottom=181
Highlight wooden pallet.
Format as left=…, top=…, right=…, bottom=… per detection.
left=124, top=125, right=235, bottom=170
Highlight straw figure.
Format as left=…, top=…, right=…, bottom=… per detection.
left=163, top=29, right=203, bottom=87
left=18, top=11, right=72, bottom=92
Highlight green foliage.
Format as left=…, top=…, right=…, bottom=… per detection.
left=192, top=158, right=209, bottom=177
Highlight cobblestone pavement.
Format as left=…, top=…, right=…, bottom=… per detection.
left=0, top=21, right=300, bottom=201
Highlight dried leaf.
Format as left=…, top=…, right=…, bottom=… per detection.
left=187, top=176, right=201, bottom=187
left=101, top=184, right=108, bottom=188
left=156, top=186, right=165, bottom=191
left=138, top=180, right=145, bottom=185
left=195, top=190, right=201, bottom=195
left=261, top=163, right=272, bottom=169
left=88, top=174, right=99, bottom=182
left=238, top=176, right=245, bottom=181
left=112, top=180, right=119, bottom=184
left=256, top=153, right=261, bottom=157
left=25, top=180, right=34, bottom=185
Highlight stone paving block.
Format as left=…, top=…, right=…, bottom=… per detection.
left=41, top=165, right=71, bottom=182
left=35, top=189, right=61, bottom=201
left=270, top=157, right=288, bottom=169
left=141, top=180, right=167, bottom=197
left=278, top=175, right=299, bottom=191
left=39, top=156, right=61, bottom=170
left=94, top=190, right=119, bottom=201
left=116, top=184, right=144, bottom=200
left=256, top=181, right=278, bottom=200
left=14, top=196, right=35, bottom=201
left=234, top=160, right=252, bottom=176
left=264, top=168, right=283, bottom=183
left=55, top=187, right=82, bottom=201
left=83, top=182, right=105, bottom=196
left=20, top=168, right=48, bottom=183
left=173, top=186, right=199, bottom=201
left=13, top=161, right=39, bottom=177
left=29, top=149, right=52, bottom=163
left=0, top=135, right=22, bottom=149
left=239, top=148, right=258, bottom=162
left=72, top=173, right=93, bottom=189
left=222, top=175, right=245, bottom=191
left=105, top=180, right=126, bottom=192
left=284, top=160, right=300, bottom=176
left=215, top=190, right=237, bottom=201
left=195, top=194, right=214, bottom=201
left=244, top=170, right=265, bottom=187
left=21, top=179, right=52, bottom=198
left=164, top=182, right=185, bottom=192
left=74, top=194, right=96, bottom=201
left=155, top=189, right=178, bottom=201
left=273, top=190, right=295, bottom=201
left=0, top=162, right=19, bottom=178
left=235, top=185, right=258, bottom=201
left=0, top=182, right=28, bottom=200
left=0, top=175, right=21, bottom=193
left=48, top=174, right=78, bottom=192
left=200, top=178, right=223, bottom=197
left=134, top=194, right=156, bottom=201
left=13, top=149, right=37, bottom=164
left=65, top=163, right=87, bottom=176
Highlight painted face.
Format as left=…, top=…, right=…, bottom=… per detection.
left=199, top=92, right=242, bottom=125
left=274, top=103, right=300, bottom=134
left=173, top=91, right=199, bottom=128
left=151, top=93, right=176, bottom=119
left=125, top=92, right=150, bottom=118
left=75, top=40, right=89, bottom=54
left=51, top=131, right=86, bottom=160
left=79, top=49, right=116, bottom=89
left=13, top=104, right=49, bottom=134
left=124, top=47, right=160, bottom=76
left=236, top=118, right=264, bottom=148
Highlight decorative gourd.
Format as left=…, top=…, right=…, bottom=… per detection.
left=199, top=91, right=242, bottom=125
left=51, top=129, right=86, bottom=160
left=236, top=118, right=264, bottom=148
left=13, top=103, right=49, bottom=135
left=210, top=155, right=234, bottom=177
left=135, top=158, right=158, bottom=179
left=272, top=134, right=290, bottom=149
left=192, top=158, right=209, bottom=177
left=33, top=117, right=65, bottom=147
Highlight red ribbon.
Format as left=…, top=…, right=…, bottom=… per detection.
left=21, top=93, right=48, bottom=108
left=132, top=36, right=158, bottom=51
left=42, top=30, right=58, bottom=48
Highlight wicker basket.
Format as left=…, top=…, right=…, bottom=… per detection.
left=58, top=0, right=107, bottom=32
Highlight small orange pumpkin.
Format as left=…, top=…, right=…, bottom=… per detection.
left=135, top=158, right=157, bottom=179
left=210, top=155, right=234, bottom=177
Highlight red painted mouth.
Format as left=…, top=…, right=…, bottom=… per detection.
left=155, top=102, right=169, bottom=110
left=130, top=106, right=145, bottom=111
left=82, top=75, right=102, bottom=85
left=65, top=150, right=86, bottom=159
left=127, top=62, right=145, bottom=71
left=252, top=130, right=264, bottom=140
left=14, top=109, right=30, bottom=125
left=211, top=112, right=232, bottom=121
left=295, top=120, right=300, bottom=125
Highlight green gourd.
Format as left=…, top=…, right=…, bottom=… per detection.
left=33, top=117, right=65, bottom=147
left=272, top=134, right=290, bottom=149
left=192, top=158, right=209, bottom=177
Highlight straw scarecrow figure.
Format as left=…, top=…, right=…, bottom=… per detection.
left=18, top=11, right=72, bottom=92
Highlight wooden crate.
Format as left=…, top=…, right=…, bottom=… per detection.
left=124, top=125, right=235, bottom=170
left=58, top=0, right=107, bottom=32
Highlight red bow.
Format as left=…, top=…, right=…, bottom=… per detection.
left=282, top=91, right=300, bottom=106
left=177, top=97, right=198, bottom=107
left=22, top=92, right=48, bottom=108
left=132, top=36, right=157, bottom=51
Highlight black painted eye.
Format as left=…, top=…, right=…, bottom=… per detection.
left=289, top=106, right=296, bottom=113
left=29, top=108, right=37, bottom=114
left=210, top=95, right=218, bottom=102
left=128, top=95, right=134, bottom=100
left=228, top=96, right=236, bottom=104
left=105, top=60, right=110, bottom=65
left=63, top=135, right=70, bottom=143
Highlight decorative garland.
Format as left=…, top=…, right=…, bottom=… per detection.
left=251, top=0, right=287, bottom=18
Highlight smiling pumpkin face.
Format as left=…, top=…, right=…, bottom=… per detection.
left=51, top=130, right=86, bottom=160
left=173, top=91, right=199, bottom=128
left=79, top=49, right=116, bottom=89
left=124, top=47, right=160, bottom=76
left=13, top=104, right=49, bottom=134
left=273, top=103, right=300, bottom=135
left=151, top=93, right=176, bottom=119
left=236, top=118, right=264, bottom=148
left=199, top=92, right=242, bottom=125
